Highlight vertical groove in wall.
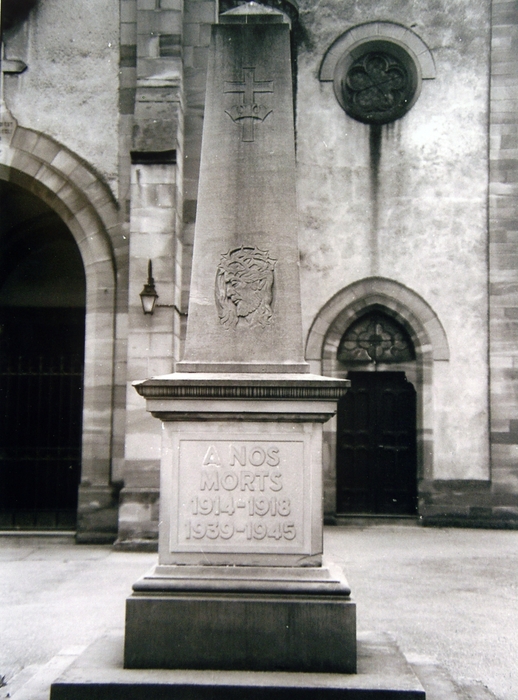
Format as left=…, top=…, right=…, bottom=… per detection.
left=369, top=123, right=382, bottom=275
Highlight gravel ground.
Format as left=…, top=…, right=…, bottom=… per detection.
left=325, top=525, right=518, bottom=699
left=0, top=525, right=516, bottom=699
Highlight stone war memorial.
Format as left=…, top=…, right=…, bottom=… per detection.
left=51, top=3, right=425, bottom=698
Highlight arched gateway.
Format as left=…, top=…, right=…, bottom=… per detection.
left=306, top=277, right=449, bottom=519
left=0, top=126, right=122, bottom=538
left=0, top=181, right=86, bottom=527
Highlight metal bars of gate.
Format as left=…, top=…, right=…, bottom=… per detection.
left=0, top=353, right=83, bottom=529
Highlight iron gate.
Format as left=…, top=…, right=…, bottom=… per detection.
left=0, top=352, right=83, bottom=529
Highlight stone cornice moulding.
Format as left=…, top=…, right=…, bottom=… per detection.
left=319, top=21, right=436, bottom=83
left=134, top=373, right=349, bottom=401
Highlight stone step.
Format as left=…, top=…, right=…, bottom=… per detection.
left=406, top=655, right=500, bottom=700
left=50, top=630, right=426, bottom=699
left=9, top=638, right=500, bottom=700
left=6, top=646, right=86, bottom=700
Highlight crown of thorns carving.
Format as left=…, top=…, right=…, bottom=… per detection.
left=215, top=246, right=277, bottom=329
left=218, top=246, right=276, bottom=280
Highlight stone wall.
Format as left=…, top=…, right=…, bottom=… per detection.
left=2, top=0, right=125, bottom=542
left=419, top=0, right=518, bottom=528
left=295, top=0, right=491, bottom=503
left=4, top=0, right=120, bottom=195
left=3, top=0, right=518, bottom=543
left=475, top=0, right=518, bottom=525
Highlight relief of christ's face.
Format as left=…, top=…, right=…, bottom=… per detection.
left=215, top=247, right=276, bottom=329
left=225, top=272, right=271, bottom=318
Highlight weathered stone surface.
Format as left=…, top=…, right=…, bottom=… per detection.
left=178, top=17, right=307, bottom=373
left=135, top=373, right=348, bottom=566
left=5, top=0, right=119, bottom=192
left=296, top=0, right=491, bottom=484
left=51, top=630, right=426, bottom=698
left=125, top=592, right=356, bottom=672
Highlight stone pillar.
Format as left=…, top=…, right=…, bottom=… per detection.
left=117, top=0, right=185, bottom=548
left=118, top=160, right=182, bottom=548
left=488, top=0, right=518, bottom=525
left=125, top=3, right=355, bottom=673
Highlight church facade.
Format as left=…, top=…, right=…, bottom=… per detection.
left=0, top=0, right=517, bottom=546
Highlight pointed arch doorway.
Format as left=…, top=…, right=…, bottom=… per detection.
left=335, top=311, right=418, bottom=516
left=0, top=181, right=86, bottom=529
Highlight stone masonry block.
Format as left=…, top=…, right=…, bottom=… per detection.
left=31, top=135, right=61, bottom=162
left=10, top=151, right=41, bottom=178
left=35, top=164, right=66, bottom=193
left=199, top=23, right=212, bottom=46
left=137, top=34, right=159, bottom=59
left=183, top=22, right=199, bottom=45
left=125, top=595, right=356, bottom=673
left=121, top=22, right=137, bottom=45
left=193, top=46, right=209, bottom=69
left=161, top=0, right=182, bottom=8
left=120, top=66, right=137, bottom=87
left=158, top=10, right=182, bottom=33
left=84, top=179, right=115, bottom=211
left=150, top=332, right=173, bottom=357
left=184, top=1, right=216, bottom=24
left=51, top=149, right=82, bottom=177
left=58, top=183, right=88, bottom=215
left=121, top=0, right=137, bottom=23
left=69, top=163, right=98, bottom=191
left=75, top=207, right=105, bottom=240
left=10, top=126, right=39, bottom=153
left=305, top=331, right=325, bottom=361
left=183, top=45, right=194, bottom=68
left=120, top=87, right=137, bottom=114
left=148, top=356, right=175, bottom=375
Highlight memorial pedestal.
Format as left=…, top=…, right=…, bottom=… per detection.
left=126, top=373, right=354, bottom=673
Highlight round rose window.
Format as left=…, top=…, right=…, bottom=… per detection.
left=334, top=41, right=420, bottom=124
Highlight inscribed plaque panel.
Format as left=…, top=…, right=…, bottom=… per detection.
left=173, top=438, right=305, bottom=554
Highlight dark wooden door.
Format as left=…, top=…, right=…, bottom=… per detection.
left=336, top=371, right=417, bottom=515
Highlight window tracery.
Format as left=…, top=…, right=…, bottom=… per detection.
left=337, top=311, right=415, bottom=364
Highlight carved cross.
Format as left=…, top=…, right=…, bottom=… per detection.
left=224, top=67, right=273, bottom=142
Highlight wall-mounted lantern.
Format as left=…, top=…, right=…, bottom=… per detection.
left=139, top=260, right=159, bottom=314
left=139, top=260, right=188, bottom=317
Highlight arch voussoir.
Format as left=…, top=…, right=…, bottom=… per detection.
left=306, top=278, right=449, bottom=363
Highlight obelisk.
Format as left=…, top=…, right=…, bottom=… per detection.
left=177, top=1, right=307, bottom=374
left=128, top=2, right=355, bottom=673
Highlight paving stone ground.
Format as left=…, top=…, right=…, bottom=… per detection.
left=0, top=525, right=516, bottom=699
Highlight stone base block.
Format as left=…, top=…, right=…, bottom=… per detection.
left=124, top=591, right=356, bottom=673
left=51, top=630, right=425, bottom=699
left=76, top=484, right=120, bottom=544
